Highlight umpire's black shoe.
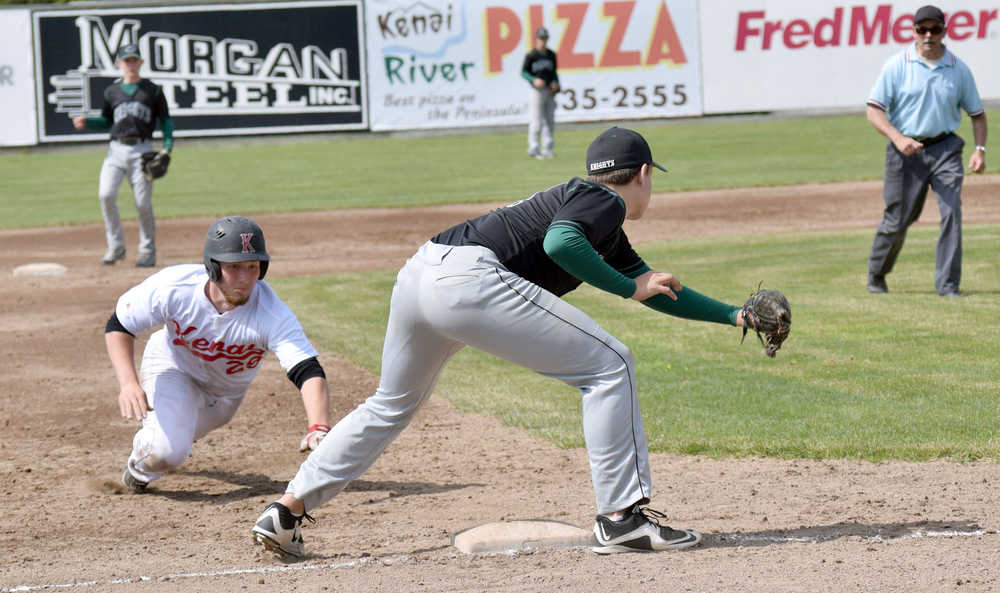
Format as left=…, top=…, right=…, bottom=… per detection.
left=592, top=505, right=701, bottom=554
left=252, top=502, right=314, bottom=558
left=867, top=274, right=888, bottom=294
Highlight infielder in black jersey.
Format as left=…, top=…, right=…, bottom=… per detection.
left=522, top=27, right=559, bottom=159
left=252, top=127, right=755, bottom=558
left=73, top=43, right=173, bottom=268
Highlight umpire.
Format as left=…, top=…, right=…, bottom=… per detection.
left=865, top=5, right=987, bottom=297
left=73, top=43, right=174, bottom=268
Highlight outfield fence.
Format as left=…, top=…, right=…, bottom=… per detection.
left=2, top=0, right=998, bottom=146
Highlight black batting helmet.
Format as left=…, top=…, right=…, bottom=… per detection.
left=203, top=216, right=270, bottom=282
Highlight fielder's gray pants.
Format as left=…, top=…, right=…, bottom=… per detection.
left=528, top=87, right=556, bottom=156
left=99, top=140, right=156, bottom=257
left=868, top=134, right=964, bottom=294
left=288, top=242, right=652, bottom=515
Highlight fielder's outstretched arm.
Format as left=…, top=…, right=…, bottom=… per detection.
left=543, top=225, right=743, bottom=326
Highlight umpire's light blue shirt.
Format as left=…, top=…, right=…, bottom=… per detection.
left=867, top=45, right=983, bottom=138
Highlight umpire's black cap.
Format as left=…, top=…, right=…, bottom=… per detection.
left=116, top=43, right=141, bottom=61
left=586, top=127, right=667, bottom=175
left=535, top=27, right=550, bottom=39
left=914, top=5, right=945, bottom=24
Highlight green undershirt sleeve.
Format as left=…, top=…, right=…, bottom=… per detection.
left=161, top=117, right=174, bottom=152
left=641, top=287, right=740, bottom=326
left=84, top=116, right=110, bottom=131
left=521, top=70, right=536, bottom=84
left=624, top=263, right=739, bottom=326
left=543, top=224, right=636, bottom=299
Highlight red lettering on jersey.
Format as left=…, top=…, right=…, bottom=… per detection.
left=169, top=318, right=265, bottom=373
left=171, top=319, right=197, bottom=337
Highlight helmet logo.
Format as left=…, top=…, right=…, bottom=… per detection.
left=240, top=233, right=256, bottom=253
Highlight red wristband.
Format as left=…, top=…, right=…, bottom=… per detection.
left=308, top=424, right=331, bottom=433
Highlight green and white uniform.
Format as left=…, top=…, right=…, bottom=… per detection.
left=83, top=79, right=173, bottom=261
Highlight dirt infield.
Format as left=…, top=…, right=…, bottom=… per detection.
left=2, top=177, right=999, bottom=593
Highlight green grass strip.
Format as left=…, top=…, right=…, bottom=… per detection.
left=2, top=109, right=995, bottom=229
left=270, top=224, right=1000, bottom=462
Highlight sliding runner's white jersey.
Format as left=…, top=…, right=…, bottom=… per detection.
left=115, top=264, right=317, bottom=395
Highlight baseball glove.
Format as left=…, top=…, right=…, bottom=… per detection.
left=141, top=150, right=171, bottom=181
left=740, top=286, right=791, bottom=358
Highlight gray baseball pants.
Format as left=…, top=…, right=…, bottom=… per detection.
left=288, top=241, right=652, bottom=515
left=528, top=87, right=556, bottom=156
left=99, top=140, right=156, bottom=257
left=869, top=134, right=964, bottom=294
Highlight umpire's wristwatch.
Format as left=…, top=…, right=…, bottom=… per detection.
left=974, top=145, right=986, bottom=152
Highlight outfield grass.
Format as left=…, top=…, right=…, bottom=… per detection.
left=1, top=109, right=995, bottom=229
left=270, top=224, right=1000, bottom=462
left=8, top=112, right=997, bottom=462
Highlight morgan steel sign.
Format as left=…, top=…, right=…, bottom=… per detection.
left=33, top=1, right=367, bottom=141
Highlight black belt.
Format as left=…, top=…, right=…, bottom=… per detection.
left=913, top=133, right=951, bottom=146
left=115, top=136, right=147, bottom=145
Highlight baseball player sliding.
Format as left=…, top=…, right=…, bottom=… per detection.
left=107, top=216, right=331, bottom=493
left=252, top=128, right=783, bottom=557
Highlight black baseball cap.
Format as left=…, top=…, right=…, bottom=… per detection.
left=586, top=127, right=667, bottom=175
left=116, top=43, right=141, bottom=60
left=914, top=5, right=945, bottom=24
left=535, top=27, right=549, bottom=39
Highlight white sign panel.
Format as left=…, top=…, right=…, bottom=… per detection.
left=0, top=9, right=39, bottom=146
left=701, top=1, right=1000, bottom=114
left=367, top=0, right=703, bottom=131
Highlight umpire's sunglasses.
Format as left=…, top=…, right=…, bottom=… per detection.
left=914, top=25, right=944, bottom=35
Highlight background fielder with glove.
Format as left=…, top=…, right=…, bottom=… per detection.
left=251, top=127, right=790, bottom=558
left=73, top=43, right=173, bottom=268
left=106, top=216, right=331, bottom=493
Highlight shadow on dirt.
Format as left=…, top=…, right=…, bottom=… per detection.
left=142, top=470, right=484, bottom=505
left=707, top=519, right=987, bottom=548
left=344, top=478, right=487, bottom=504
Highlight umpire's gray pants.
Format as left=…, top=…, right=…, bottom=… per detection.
left=528, top=87, right=556, bottom=156
left=99, top=140, right=156, bottom=257
left=868, top=134, right=964, bottom=294
left=288, top=242, right=652, bottom=515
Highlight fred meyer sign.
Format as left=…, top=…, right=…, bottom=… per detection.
left=701, top=1, right=1000, bottom=113
left=34, top=1, right=367, bottom=141
left=366, top=0, right=703, bottom=131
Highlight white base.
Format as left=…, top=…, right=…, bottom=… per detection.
left=13, top=263, right=68, bottom=277
left=452, top=520, right=595, bottom=554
